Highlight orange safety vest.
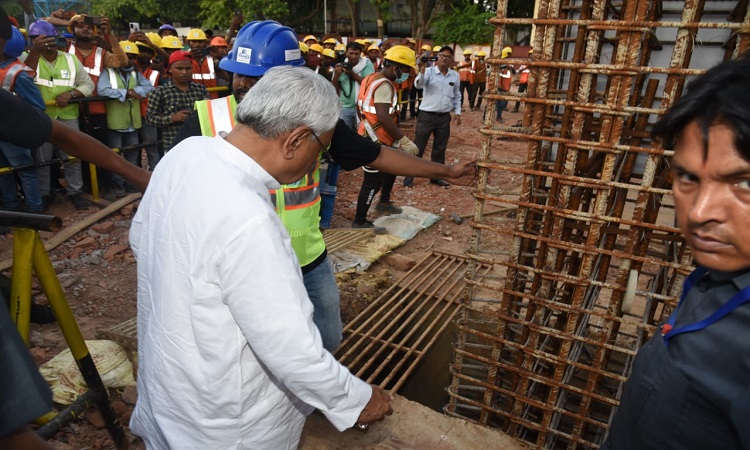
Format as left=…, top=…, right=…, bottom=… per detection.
left=192, top=56, right=218, bottom=99
left=499, top=66, right=513, bottom=92
left=473, top=60, right=487, bottom=83
left=356, top=73, right=398, bottom=146
left=68, top=44, right=107, bottom=114
left=369, top=57, right=381, bottom=71
left=139, top=66, right=161, bottom=117
left=0, top=59, right=35, bottom=92
left=458, top=60, right=472, bottom=82
left=518, top=64, right=530, bottom=84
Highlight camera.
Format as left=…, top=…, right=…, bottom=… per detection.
left=420, top=55, right=438, bottom=64
left=84, top=16, right=102, bottom=26
left=56, top=36, right=68, bottom=48
left=335, top=50, right=352, bottom=70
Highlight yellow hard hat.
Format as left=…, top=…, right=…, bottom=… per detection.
left=186, top=28, right=207, bottom=41
left=145, top=32, right=162, bottom=47
left=67, top=14, right=87, bottom=32
left=355, top=39, right=368, bottom=46
left=322, top=48, right=336, bottom=59
left=299, top=41, right=309, bottom=53
left=160, top=35, right=184, bottom=49
left=303, top=35, right=317, bottom=43
left=323, top=37, right=337, bottom=44
left=477, top=50, right=487, bottom=57
left=421, top=44, right=431, bottom=51
left=405, top=37, right=416, bottom=44
left=335, top=43, right=345, bottom=51
left=528, top=49, right=534, bottom=55
left=501, top=46, right=512, bottom=57
left=463, top=49, right=472, bottom=55
left=120, top=40, right=139, bottom=55
left=384, top=45, right=417, bottom=70
left=309, top=43, right=324, bottom=54
left=368, top=44, right=379, bottom=52
left=432, top=45, right=441, bottom=52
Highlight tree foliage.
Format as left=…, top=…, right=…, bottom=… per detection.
left=431, top=2, right=493, bottom=45
left=409, top=0, right=449, bottom=39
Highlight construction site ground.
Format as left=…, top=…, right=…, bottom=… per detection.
left=7, top=105, right=530, bottom=449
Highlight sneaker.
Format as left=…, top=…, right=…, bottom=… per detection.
left=100, top=189, right=116, bottom=202
left=352, top=221, right=386, bottom=234
left=375, top=202, right=402, bottom=214
left=429, top=179, right=450, bottom=187
left=69, top=194, right=89, bottom=210
left=403, top=177, right=414, bottom=188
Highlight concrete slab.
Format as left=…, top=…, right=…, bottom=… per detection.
left=299, top=395, right=529, bottom=449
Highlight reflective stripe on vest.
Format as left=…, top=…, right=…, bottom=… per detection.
left=356, top=73, right=398, bottom=145
left=35, top=53, right=76, bottom=88
left=192, top=57, right=216, bottom=80
left=104, top=68, right=141, bottom=130
left=69, top=45, right=103, bottom=77
left=0, top=61, right=32, bottom=91
left=195, top=96, right=237, bottom=137
left=148, top=70, right=159, bottom=85
left=270, top=163, right=320, bottom=212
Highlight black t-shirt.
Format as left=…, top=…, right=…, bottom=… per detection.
left=172, top=108, right=381, bottom=171
left=1, top=90, right=53, bottom=148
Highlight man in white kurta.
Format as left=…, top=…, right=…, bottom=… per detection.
left=129, top=67, right=386, bottom=449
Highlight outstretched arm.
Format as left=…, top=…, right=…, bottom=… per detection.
left=369, top=146, right=477, bottom=186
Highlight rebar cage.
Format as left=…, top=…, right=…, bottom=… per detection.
left=446, top=1, right=750, bottom=448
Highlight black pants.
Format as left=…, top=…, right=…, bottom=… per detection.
left=399, top=87, right=411, bottom=119
left=354, top=167, right=395, bottom=223
left=409, top=88, right=420, bottom=116
left=514, top=83, right=528, bottom=110
left=414, top=111, right=451, bottom=165
left=459, top=81, right=473, bottom=108
left=472, top=82, right=486, bottom=109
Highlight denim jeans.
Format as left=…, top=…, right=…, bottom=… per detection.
left=107, top=130, right=141, bottom=189
left=33, top=118, right=83, bottom=196
left=303, top=256, right=342, bottom=352
left=339, top=107, right=358, bottom=130
left=139, top=123, right=161, bottom=171
left=0, top=141, right=42, bottom=211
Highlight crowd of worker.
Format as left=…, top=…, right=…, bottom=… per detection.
left=0, top=8, right=531, bottom=221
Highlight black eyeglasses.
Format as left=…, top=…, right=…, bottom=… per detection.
left=310, top=129, right=328, bottom=153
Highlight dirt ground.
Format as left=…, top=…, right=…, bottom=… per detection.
left=5, top=104, right=529, bottom=449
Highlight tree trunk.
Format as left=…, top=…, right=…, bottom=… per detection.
left=409, top=0, right=447, bottom=39
left=373, top=0, right=385, bottom=38
left=344, top=0, right=360, bottom=38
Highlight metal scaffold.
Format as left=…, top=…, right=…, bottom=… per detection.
left=446, top=0, right=750, bottom=448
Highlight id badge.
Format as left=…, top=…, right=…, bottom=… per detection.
left=60, top=69, right=70, bottom=79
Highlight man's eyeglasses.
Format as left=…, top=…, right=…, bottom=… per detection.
left=310, top=129, right=329, bottom=153
left=438, top=54, right=453, bottom=59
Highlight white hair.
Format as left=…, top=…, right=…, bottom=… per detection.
left=235, top=66, right=341, bottom=140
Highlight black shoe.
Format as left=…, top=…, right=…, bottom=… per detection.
left=403, top=177, right=414, bottom=187
left=512, top=108, right=519, bottom=113
left=69, top=194, right=89, bottom=210
left=100, top=189, right=116, bottom=202
left=375, top=202, right=402, bottom=214
left=430, top=179, right=450, bottom=187
left=352, top=221, right=386, bottom=234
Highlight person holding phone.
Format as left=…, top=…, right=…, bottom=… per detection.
left=22, top=19, right=95, bottom=210
left=145, top=51, right=208, bottom=152
left=185, top=28, right=218, bottom=99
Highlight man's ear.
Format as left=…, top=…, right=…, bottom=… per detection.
left=281, top=127, right=311, bottom=161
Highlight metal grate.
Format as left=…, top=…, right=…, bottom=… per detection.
left=446, top=1, right=750, bottom=449
left=336, top=251, right=492, bottom=392
left=322, top=228, right=375, bottom=254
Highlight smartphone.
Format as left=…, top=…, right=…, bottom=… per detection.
left=84, top=16, right=102, bottom=26
left=56, top=36, right=68, bottom=48
left=129, top=22, right=140, bottom=33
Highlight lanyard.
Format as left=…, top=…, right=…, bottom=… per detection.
left=662, top=266, right=750, bottom=346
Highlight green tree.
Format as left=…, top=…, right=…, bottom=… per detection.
left=431, top=2, right=493, bottom=46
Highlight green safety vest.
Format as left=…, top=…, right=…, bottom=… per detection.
left=194, top=96, right=326, bottom=267
left=35, top=52, right=79, bottom=120
left=103, top=68, right=142, bottom=131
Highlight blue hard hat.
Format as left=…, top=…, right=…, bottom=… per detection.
left=219, top=20, right=304, bottom=76
left=28, top=19, right=57, bottom=37
left=4, top=26, right=26, bottom=58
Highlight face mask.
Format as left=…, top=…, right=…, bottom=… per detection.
left=395, top=70, right=408, bottom=84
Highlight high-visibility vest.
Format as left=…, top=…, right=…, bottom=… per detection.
left=139, top=66, right=160, bottom=117
left=356, top=73, right=398, bottom=146
left=68, top=44, right=107, bottom=114
left=499, top=66, right=513, bottom=92
left=458, top=60, right=472, bottom=82
left=103, top=68, right=141, bottom=131
left=35, top=52, right=79, bottom=120
left=0, top=59, right=35, bottom=92
left=473, top=60, right=487, bottom=83
left=192, top=56, right=218, bottom=99
left=370, top=57, right=381, bottom=71
left=518, top=64, right=530, bottom=84
left=194, top=96, right=327, bottom=267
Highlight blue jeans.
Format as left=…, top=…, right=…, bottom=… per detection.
left=303, top=255, right=342, bottom=352
left=339, top=107, right=358, bottom=130
left=0, top=141, right=42, bottom=212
